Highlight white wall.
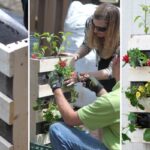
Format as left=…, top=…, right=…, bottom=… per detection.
left=121, top=0, right=150, bottom=149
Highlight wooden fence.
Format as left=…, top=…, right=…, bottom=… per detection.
left=0, top=39, right=28, bottom=150
left=30, top=0, right=71, bottom=33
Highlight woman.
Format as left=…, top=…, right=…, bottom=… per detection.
left=66, top=3, right=120, bottom=92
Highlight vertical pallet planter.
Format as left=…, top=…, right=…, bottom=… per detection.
left=0, top=39, right=28, bottom=150
left=30, top=56, right=73, bottom=144
left=124, top=35, right=150, bottom=143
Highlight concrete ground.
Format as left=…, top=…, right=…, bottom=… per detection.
left=0, top=0, right=23, bottom=14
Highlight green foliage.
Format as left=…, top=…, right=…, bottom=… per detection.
left=33, top=99, right=61, bottom=124
left=143, top=129, right=150, bottom=142
left=43, top=103, right=61, bottom=124
left=122, top=112, right=137, bottom=143
left=32, top=31, right=72, bottom=58
left=125, top=82, right=150, bottom=110
left=128, top=48, right=148, bottom=67
left=55, top=59, right=74, bottom=79
left=134, top=4, right=150, bottom=34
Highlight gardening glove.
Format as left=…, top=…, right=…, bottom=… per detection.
left=48, top=71, right=62, bottom=92
left=84, top=77, right=104, bottom=94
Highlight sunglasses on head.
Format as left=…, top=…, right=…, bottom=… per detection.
left=92, top=19, right=107, bottom=32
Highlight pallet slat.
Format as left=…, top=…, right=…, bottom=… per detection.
left=127, top=67, right=150, bottom=81
left=31, top=56, right=73, bottom=73
left=39, top=84, right=53, bottom=98
left=129, top=35, right=150, bottom=50
left=0, top=92, right=14, bottom=125
left=0, top=136, right=13, bottom=150
left=0, top=44, right=14, bottom=77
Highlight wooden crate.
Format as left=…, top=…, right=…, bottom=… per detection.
left=0, top=39, right=28, bottom=150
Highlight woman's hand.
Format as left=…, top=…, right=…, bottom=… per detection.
left=64, top=72, right=90, bottom=86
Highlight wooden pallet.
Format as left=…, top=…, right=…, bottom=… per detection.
left=0, top=39, right=28, bottom=150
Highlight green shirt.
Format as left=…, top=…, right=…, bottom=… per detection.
left=78, top=82, right=120, bottom=150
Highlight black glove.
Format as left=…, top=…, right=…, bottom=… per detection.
left=84, top=77, right=104, bottom=94
left=48, top=71, right=62, bottom=92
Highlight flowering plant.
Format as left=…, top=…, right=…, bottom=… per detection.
left=125, top=82, right=150, bottom=110
left=54, top=58, right=78, bottom=103
left=55, top=59, right=74, bottom=79
left=122, top=48, right=150, bottom=67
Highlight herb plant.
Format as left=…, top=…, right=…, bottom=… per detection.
left=134, top=4, right=150, bottom=34
left=31, top=31, right=71, bottom=58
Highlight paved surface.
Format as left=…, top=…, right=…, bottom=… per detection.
left=0, top=0, right=23, bottom=14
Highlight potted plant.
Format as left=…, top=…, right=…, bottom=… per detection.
left=122, top=112, right=150, bottom=143
left=31, top=32, right=72, bottom=58
left=122, top=48, right=150, bottom=67
left=125, top=82, right=150, bottom=111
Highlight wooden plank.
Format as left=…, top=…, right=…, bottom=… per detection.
left=30, top=0, right=38, bottom=32
left=0, top=92, right=14, bottom=125
left=39, top=56, right=73, bottom=73
left=0, top=43, right=14, bottom=77
left=127, top=67, right=150, bottom=81
left=39, top=84, right=53, bottom=98
left=0, top=136, right=13, bottom=150
left=131, top=129, right=150, bottom=143
left=30, top=59, right=39, bottom=142
left=12, top=44, right=28, bottom=150
left=128, top=35, right=150, bottom=50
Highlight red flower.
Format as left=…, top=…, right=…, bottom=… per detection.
left=59, top=60, right=67, bottom=68
left=146, top=59, right=150, bottom=66
left=122, top=54, right=129, bottom=63
left=31, top=53, right=37, bottom=59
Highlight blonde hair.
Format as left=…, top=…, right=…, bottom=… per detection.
left=88, top=3, right=120, bottom=59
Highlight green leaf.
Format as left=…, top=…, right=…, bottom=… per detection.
left=144, top=27, right=149, bottom=34
left=128, top=124, right=136, bottom=132
left=138, top=103, right=145, bottom=110
left=128, top=112, right=137, bottom=122
left=32, top=42, right=39, bottom=51
left=138, top=22, right=144, bottom=28
left=33, top=32, right=40, bottom=38
left=134, top=16, right=141, bottom=22
left=122, top=133, right=131, bottom=141
left=144, top=129, right=150, bottom=142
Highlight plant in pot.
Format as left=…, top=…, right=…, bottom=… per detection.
left=125, top=82, right=150, bottom=110
left=49, top=58, right=79, bottom=103
left=122, top=112, right=150, bottom=142
left=122, top=48, right=150, bottom=67
left=31, top=31, right=72, bottom=58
